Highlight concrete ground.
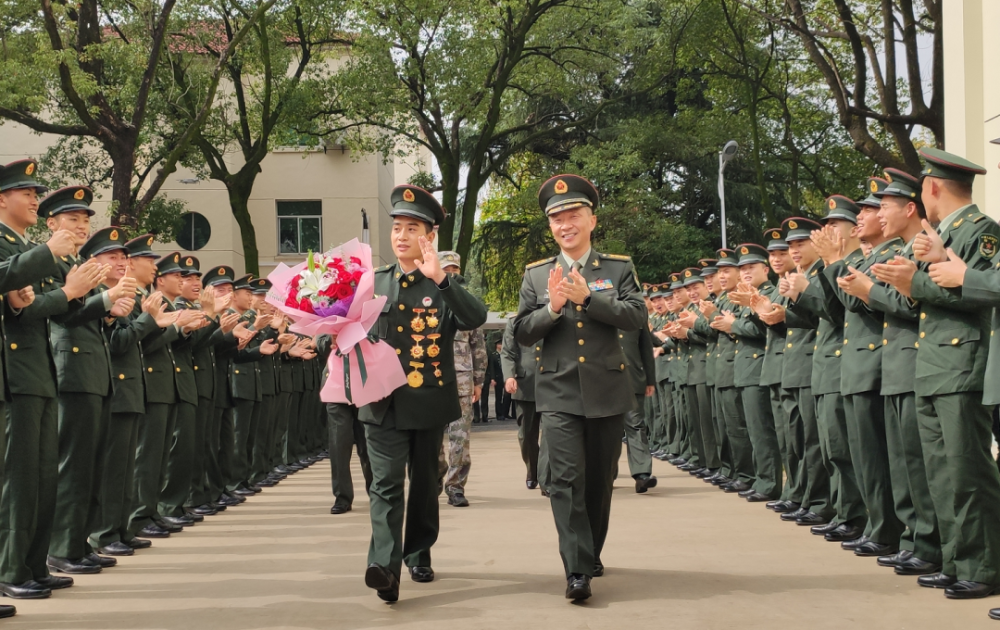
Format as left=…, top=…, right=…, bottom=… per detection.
left=8, top=430, right=996, bottom=629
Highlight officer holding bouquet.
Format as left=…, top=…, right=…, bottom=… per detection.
left=359, top=185, right=487, bottom=603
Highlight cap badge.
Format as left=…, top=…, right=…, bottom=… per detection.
left=684, top=270, right=691, bottom=278
left=218, top=268, right=225, bottom=276
left=185, top=257, right=193, bottom=266
left=699, top=261, right=707, bottom=267
left=74, top=189, right=85, bottom=200
left=24, top=163, right=34, bottom=176
left=788, top=220, right=798, bottom=229
left=719, top=251, right=727, bottom=258
left=403, top=189, right=415, bottom=203
left=771, top=231, right=781, bottom=239
left=109, top=229, right=119, bottom=241
left=173, top=254, right=179, bottom=263
left=869, top=180, right=879, bottom=193
left=147, top=236, right=154, bottom=246
left=885, top=172, right=894, bottom=183
left=740, top=246, right=749, bottom=255
left=828, top=198, right=836, bottom=209
left=554, top=179, right=568, bottom=194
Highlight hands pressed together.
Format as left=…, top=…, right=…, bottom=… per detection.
left=546, top=267, right=591, bottom=313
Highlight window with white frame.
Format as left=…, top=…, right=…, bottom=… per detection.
left=277, top=200, right=322, bottom=254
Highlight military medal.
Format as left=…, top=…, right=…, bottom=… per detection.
left=411, top=308, right=426, bottom=332
left=407, top=362, right=424, bottom=388
left=426, top=308, right=440, bottom=329
left=410, top=335, right=425, bottom=359
left=426, top=333, right=441, bottom=357
left=432, top=362, right=442, bottom=378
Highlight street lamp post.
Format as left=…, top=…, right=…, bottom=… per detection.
left=718, top=140, right=738, bottom=249
left=361, top=208, right=369, bottom=244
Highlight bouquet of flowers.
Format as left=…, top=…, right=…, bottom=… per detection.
left=267, top=238, right=406, bottom=407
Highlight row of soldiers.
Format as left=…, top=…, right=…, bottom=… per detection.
left=0, top=159, right=330, bottom=618
left=640, top=147, right=1000, bottom=618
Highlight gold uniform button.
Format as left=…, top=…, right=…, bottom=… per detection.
left=539, top=366, right=544, bottom=371
left=396, top=348, right=402, bottom=355
left=787, top=343, right=793, bottom=348
left=951, top=338, right=960, bottom=345
left=399, top=304, right=405, bottom=310
left=619, top=334, right=623, bottom=339
left=920, top=312, right=926, bottom=320
left=814, top=345, right=818, bottom=350
left=8, top=344, right=15, bottom=350
left=194, top=366, right=199, bottom=371
left=752, top=353, right=758, bottom=359
left=535, top=357, right=540, bottom=362
left=868, top=343, right=875, bottom=350
left=402, top=282, right=408, bottom=288
left=147, top=367, right=153, bottom=373
left=235, top=369, right=240, bottom=374
left=578, top=340, right=584, bottom=346
left=175, top=367, right=181, bottom=372
left=536, top=346, right=541, bottom=351
left=835, top=350, right=841, bottom=356
left=734, top=350, right=739, bottom=355
left=914, top=342, right=920, bottom=348
left=844, top=322, right=848, bottom=328
left=787, top=330, right=793, bottom=336
left=577, top=322, right=583, bottom=328
left=118, top=374, right=125, bottom=380
left=397, top=326, right=404, bottom=333
left=706, top=352, right=710, bottom=357
left=883, top=322, right=888, bottom=329
left=919, top=332, right=925, bottom=338
left=843, top=339, right=848, bottom=345
left=576, top=305, right=582, bottom=312
left=578, top=357, right=585, bottom=363
left=882, top=339, right=887, bottom=346
left=72, top=347, right=79, bottom=353
left=620, top=364, right=625, bottom=369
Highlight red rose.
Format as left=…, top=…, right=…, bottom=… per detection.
left=290, top=275, right=300, bottom=288
left=335, top=283, right=353, bottom=300
left=350, top=256, right=362, bottom=266
left=351, top=270, right=363, bottom=283
left=298, top=297, right=314, bottom=314
left=284, top=294, right=298, bottom=308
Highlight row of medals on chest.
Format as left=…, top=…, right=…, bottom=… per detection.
left=408, top=308, right=440, bottom=388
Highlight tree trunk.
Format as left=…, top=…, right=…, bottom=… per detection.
left=748, top=86, right=772, bottom=226
left=109, top=145, right=138, bottom=230
left=437, top=164, right=460, bottom=251
left=228, top=186, right=260, bottom=275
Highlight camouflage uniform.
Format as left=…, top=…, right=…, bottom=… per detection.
left=439, top=326, right=487, bottom=495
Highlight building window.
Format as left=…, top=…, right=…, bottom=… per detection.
left=175, top=212, right=211, bottom=250
left=277, top=200, right=321, bottom=254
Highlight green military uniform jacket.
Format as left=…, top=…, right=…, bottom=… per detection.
left=49, top=259, right=115, bottom=396
left=683, top=303, right=709, bottom=386
left=514, top=250, right=645, bottom=418
left=826, top=240, right=903, bottom=396
left=360, top=264, right=487, bottom=430
left=866, top=241, right=920, bottom=397
left=175, top=299, right=221, bottom=400
left=652, top=313, right=671, bottom=385
left=620, top=326, right=656, bottom=395
left=958, top=258, right=1000, bottom=404
left=106, top=294, right=161, bottom=414
left=501, top=318, right=537, bottom=403
left=699, top=293, right=737, bottom=389
left=731, top=282, right=772, bottom=388
left=909, top=204, right=1000, bottom=397
left=759, top=283, right=787, bottom=387
left=140, top=293, right=181, bottom=405
left=780, top=261, right=820, bottom=390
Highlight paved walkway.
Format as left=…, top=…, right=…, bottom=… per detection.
left=8, top=430, right=995, bottom=629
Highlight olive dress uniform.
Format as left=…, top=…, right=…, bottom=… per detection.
left=697, top=260, right=731, bottom=480
left=680, top=269, right=720, bottom=474
left=501, top=319, right=541, bottom=486
left=906, top=148, right=1000, bottom=593
left=618, top=326, right=656, bottom=483
left=513, top=175, right=645, bottom=593
left=360, top=185, right=487, bottom=600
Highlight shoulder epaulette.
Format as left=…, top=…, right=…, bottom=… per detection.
left=526, top=256, right=557, bottom=270
left=375, top=265, right=393, bottom=272
left=972, top=213, right=987, bottom=223
left=599, top=253, right=631, bottom=261
left=4, top=234, right=14, bottom=243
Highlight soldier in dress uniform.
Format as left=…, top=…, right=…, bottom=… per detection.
left=618, top=312, right=658, bottom=493
left=501, top=318, right=542, bottom=489
left=647, top=284, right=672, bottom=460
left=512, top=174, right=645, bottom=601
left=0, top=161, right=87, bottom=609
left=695, top=259, right=731, bottom=485
left=250, top=280, right=285, bottom=490
left=436, top=251, right=487, bottom=508
left=360, top=184, right=487, bottom=603
left=874, top=148, right=1000, bottom=600
left=678, top=268, right=720, bottom=480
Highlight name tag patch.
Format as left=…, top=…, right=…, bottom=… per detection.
left=588, top=279, right=614, bottom=292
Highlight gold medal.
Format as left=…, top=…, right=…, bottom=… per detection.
left=426, top=308, right=439, bottom=329
left=426, top=333, right=441, bottom=358
left=432, top=362, right=442, bottom=378
left=407, top=361, right=424, bottom=388
left=411, top=308, right=426, bottom=332
left=410, top=335, right=425, bottom=359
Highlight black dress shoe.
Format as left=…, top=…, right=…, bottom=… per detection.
left=0, top=581, right=50, bottom=599
left=811, top=521, right=841, bottom=536
left=223, top=491, right=247, bottom=503
left=232, top=487, right=255, bottom=497
left=162, top=515, right=194, bottom=528
left=795, top=512, right=829, bottom=526
left=593, top=563, right=604, bottom=578
left=138, top=524, right=170, bottom=538
left=876, top=549, right=913, bottom=567
left=678, top=463, right=699, bottom=472
left=737, top=488, right=756, bottom=499
left=85, top=553, right=116, bottom=568
left=780, top=507, right=808, bottom=521
left=330, top=502, right=352, bottom=515
left=688, top=467, right=708, bottom=477
left=695, top=468, right=716, bottom=478
left=126, top=537, right=152, bottom=549
left=723, top=480, right=752, bottom=494
left=825, top=523, right=864, bottom=542
left=526, top=480, right=538, bottom=490
left=47, top=556, right=101, bottom=574
left=894, top=556, right=941, bottom=576
left=702, top=472, right=722, bottom=483
left=945, top=580, right=1000, bottom=599
left=248, top=483, right=263, bottom=492
left=365, top=563, right=399, bottom=602
left=35, top=575, right=73, bottom=590
left=855, top=541, right=897, bottom=557
left=917, top=572, right=957, bottom=589
left=840, top=535, right=868, bottom=551
left=0, top=605, right=14, bottom=619
left=191, top=505, right=217, bottom=516
left=97, top=542, right=134, bottom=556
left=152, top=518, right=183, bottom=532
left=667, top=457, right=686, bottom=466
left=745, top=491, right=772, bottom=503
left=772, top=501, right=800, bottom=514
left=448, top=492, right=470, bottom=507
left=634, top=474, right=657, bottom=494
left=409, top=566, right=435, bottom=583
left=182, top=511, right=204, bottom=522
left=565, top=574, right=592, bottom=600
left=710, top=475, right=731, bottom=486
left=257, top=479, right=276, bottom=488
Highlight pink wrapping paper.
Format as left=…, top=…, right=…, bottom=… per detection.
left=265, top=239, right=406, bottom=406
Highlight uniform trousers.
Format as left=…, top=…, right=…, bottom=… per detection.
left=815, top=392, right=863, bottom=526
left=783, top=387, right=833, bottom=518
left=671, top=384, right=689, bottom=460
left=741, top=385, right=782, bottom=499
left=0, top=395, right=58, bottom=584
left=51, top=392, right=111, bottom=559
left=772, top=385, right=802, bottom=504
left=884, top=392, right=941, bottom=563
left=654, top=381, right=671, bottom=453
left=252, top=394, right=276, bottom=484
left=271, top=391, right=291, bottom=471
left=542, top=411, right=624, bottom=577
left=90, top=412, right=139, bottom=548
left=716, top=386, right=754, bottom=484
left=187, top=397, right=215, bottom=508
left=283, top=392, right=302, bottom=465
left=327, top=403, right=372, bottom=506
left=364, top=410, right=444, bottom=579
left=206, top=406, right=229, bottom=500
left=917, top=393, right=1000, bottom=584
left=685, top=383, right=718, bottom=469
left=217, top=405, right=236, bottom=492
left=623, top=394, right=652, bottom=477
left=129, top=402, right=175, bottom=534
left=228, top=398, right=259, bottom=491
left=159, top=400, right=197, bottom=517
left=516, top=400, right=541, bottom=482
left=844, top=392, right=903, bottom=544
left=710, top=385, right=733, bottom=478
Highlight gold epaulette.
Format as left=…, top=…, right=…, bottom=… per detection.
left=375, top=265, right=393, bottom=272
left=600, top=253, right=631, bottom=261
left=526, top=256, right=557, bottom=270
left=972, top=212, right=988, bottom=223
left=3, top=234, right=14, bottom=243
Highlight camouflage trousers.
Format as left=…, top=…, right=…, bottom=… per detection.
left=438, top=374, right=475, bottom=495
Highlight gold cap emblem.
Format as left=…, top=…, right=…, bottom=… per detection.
left=258, top=280, right=265, bottom=286
left=771, top=231, right=781, bottom=239
left=788, top=220, right=798, bottom=229
left=403, top=188, right=415, bottom=203
left=74, top=189, right=85, bottom=200
left=684, top=270, right=691, bottom=278
left=25, top=163, right=34, bottom=176
left=554, top=179, right=568, bottom=194
left=173, top=254, right=179, bottom=263
left=147, top=236, right=154, bottom=246
left=828, top=198, right=836, bottom=210
left=885, top=172, right=894, bottom=183
left=869, top=180, right=878, bottom=193
left=185, top=257, right=193, bottom=266
left=719, top=251, right=727, bottom=258
left=218, top=268, right=225, bottom=276
left=109, top=229, right=119, bottom=241
left=740, top=246, right=749, bottom=255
